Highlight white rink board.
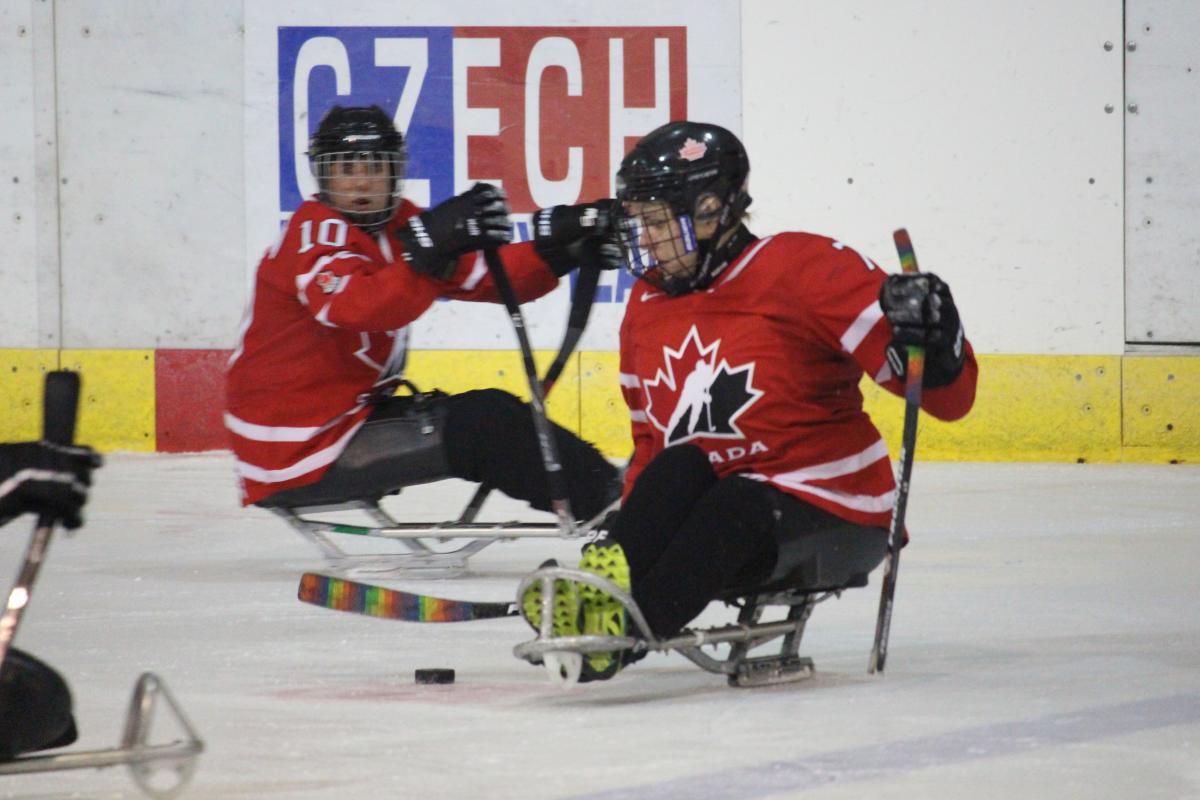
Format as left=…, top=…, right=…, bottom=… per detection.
left=2, top=0, right=1187, bottom=357
left=2, top=453, right=1198, bottom=798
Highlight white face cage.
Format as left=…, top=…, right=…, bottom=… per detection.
left=614, top=202, right=700, bottom=294
left=310, top=150, right=405, bottom=231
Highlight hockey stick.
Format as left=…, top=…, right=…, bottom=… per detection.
left=0, top=371, right=82, bottom=670
left=457, top=264, right=601, bottom=523
left=868, top=229, right=926, bottom=674
left=482, top=248, right=575, bottom=533
left=298, top=572, right=517, bottom=622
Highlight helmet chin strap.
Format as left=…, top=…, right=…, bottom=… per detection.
left=682, top=190, right=753, bottom=292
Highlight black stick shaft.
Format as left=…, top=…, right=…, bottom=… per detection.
left=869, top=230, right=925, bottom=674
left=458, top=265, right=599, bottom=524
left=482, top=250, right=575, bottom=532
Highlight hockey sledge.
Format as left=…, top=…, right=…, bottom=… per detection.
left=264, top=254, right=612, bottom=578
left=0, top=372, right=205, bottom=798
left=513, top=529, right=887, bottom=687
left=0, top=672, right=205, bottom=800
left=263, top=493, right=615, bottom=578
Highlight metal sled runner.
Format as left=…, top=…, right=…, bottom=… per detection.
left=0, top=672, right=204, bottom=799
left=513, top=530, right=887, bottom=687
left=263, top=493, right=615, bottom=577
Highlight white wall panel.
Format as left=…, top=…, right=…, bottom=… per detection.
left=54, top=0, right=244, bottom=348
left=1124, top=0, right=1200, bottom=344
left=5, top=1, right=1187, bottom=357
left=0, top=1, right=42, bottom=347
left=743, top=1, right=1125, bottom=355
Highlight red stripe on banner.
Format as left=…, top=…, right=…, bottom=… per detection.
left=155, top=349, right=232, bottom=452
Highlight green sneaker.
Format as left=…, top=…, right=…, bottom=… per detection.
left=578, top=543, right=632, bottom=680
left=521, top=559, right=580, bottom=637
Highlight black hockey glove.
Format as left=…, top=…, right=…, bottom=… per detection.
left=532, top=201, right=623, bottom=277
left=395, top=183, right=513, bottom=280
left=879, top=273, right=966, bottom=388
left=0, top=441, right=102, bottom=530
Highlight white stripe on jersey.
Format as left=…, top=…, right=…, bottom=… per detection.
left=767, top=439, right=890, bottom=482
left=352, top=332, right=385, bottom=372
left=461, top=251, right=488, bottom=290
left=377, top=231, right=395, bottom=262
left=629, top=410, right=647, bottom=423
left=840, top=301, right=884, bottom=355
left=712, top=236, right=774, bottom=287
left=772, top=480, right=895, bottom=514
left=619, top=372, right=641, bottom=388
left=296, top=252, right=368, bottom=306
left=233, top=420, right=366, bottom=484
left=224, top=406, right=364, bottom=443
left=750, top=439, right=895, bottom=513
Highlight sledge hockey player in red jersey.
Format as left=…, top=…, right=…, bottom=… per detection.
left=226, top=106, right=620, bottom=516
left=524, top=120, right=977, bottom=681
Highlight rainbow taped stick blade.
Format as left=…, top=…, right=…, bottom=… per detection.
left=298, top=573, right=517, bottom=622
left=893, top=228, right=919, bottom=274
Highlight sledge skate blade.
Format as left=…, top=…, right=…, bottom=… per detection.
left=543, top=652, right=582, bottom=687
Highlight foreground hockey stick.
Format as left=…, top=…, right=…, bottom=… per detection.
left=457, top=264, right=601, bottom=524
left=868, top=229, right=926, bottom=674
left=298, top=572, right=518, bottom=622
left=0, top=371, right=81, bottom=671
left=482, top=249, right=575, bottom=533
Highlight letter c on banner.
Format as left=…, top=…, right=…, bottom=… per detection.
left=293, top=38, right=351, bottom=200
left=525, top=37, right=583, bottom=207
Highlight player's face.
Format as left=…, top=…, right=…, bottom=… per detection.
left=624, top=200, right=698, bottom=281
left=323, top=154, right=393, bottom=214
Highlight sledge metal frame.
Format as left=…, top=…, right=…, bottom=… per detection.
left=0, top=671, right=204, bottom=799
left=270, top=495, right=617, bottom=577
left=513, top=566, right=851, bottom=687
left=267, top=252, right=613, bottom=578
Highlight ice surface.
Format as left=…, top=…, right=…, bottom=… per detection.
left=2, top=453, right=1198, bottom=799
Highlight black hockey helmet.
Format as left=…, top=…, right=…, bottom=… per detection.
left=307, top=105, right=406, bottom=232
left=614, top=120, right=751, bottom=294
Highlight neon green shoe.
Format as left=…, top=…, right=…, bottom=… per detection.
left=521, top=559, right=580, bottom=637
left=578, top=543, right=632, bottom=680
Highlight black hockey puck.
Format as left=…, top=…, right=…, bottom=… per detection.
left=414, top=668, right=455, bottom=685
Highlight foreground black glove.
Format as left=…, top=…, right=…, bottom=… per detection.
left=0, top=441, right=102, bottom=530
left=395, top=183, right=512, bottom=279
left=532, top=201, right=623, bottom=277
left=879, top=273, right=965, bottom=388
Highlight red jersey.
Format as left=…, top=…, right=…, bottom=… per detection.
left=226, top=198, right=559, bottom=505
left=618, top=232, right=977, bottom=529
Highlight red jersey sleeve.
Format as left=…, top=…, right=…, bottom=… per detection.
left=275, top=202, right=443, bottom=332
left=796, top=235, right=977, bottom=422
left=434, top=240, right=560, bottom=305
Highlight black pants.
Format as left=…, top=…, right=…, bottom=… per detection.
left=605, top=444, right=888, bottom=638
left=260, top=389, right=619, bottom=521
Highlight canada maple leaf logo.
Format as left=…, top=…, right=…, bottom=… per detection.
left=678, top=137, right=707, bottom=161
left=643, top=326, right=763, bottom=445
